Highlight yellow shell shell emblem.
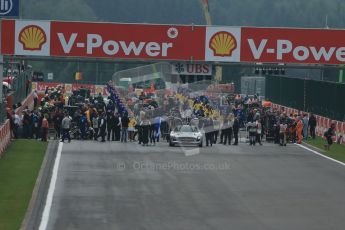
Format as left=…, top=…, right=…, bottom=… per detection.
left=19, top=25, right=47, bottom=51
left=209, top=31, right=237, bottom=57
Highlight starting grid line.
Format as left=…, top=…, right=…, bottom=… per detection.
left=39, top=142, right=63, bottom=230
left=296, top=144, right=345, bottom=167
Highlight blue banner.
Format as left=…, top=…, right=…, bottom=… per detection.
left=0, top=0, right=19, bottom=17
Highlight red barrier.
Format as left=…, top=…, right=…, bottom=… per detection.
left=32, top=82, right=107, bottom=96
left=0, top=120, right=11, bottom=157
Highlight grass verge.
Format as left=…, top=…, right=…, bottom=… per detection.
left=305, top=137, right=345, bottom=163
left=0, top=139, right=48, bottom=230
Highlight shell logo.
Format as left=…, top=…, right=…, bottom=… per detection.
left=209, top=31, right=237, bottom=57
left=19, top=25, right=47, bottom=51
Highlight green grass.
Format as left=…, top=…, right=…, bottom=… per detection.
left=0, top=140, right=48, bottom=230
left=305, top=137, right=345, bottom=163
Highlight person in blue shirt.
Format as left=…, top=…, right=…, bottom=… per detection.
left=153, top=115, right=162, bottom=142
left=80, top=113, right=87, bottom=140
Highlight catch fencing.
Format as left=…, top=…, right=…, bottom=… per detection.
left=266, top=76, right=345, bottom=122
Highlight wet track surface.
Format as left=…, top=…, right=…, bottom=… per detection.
left=43, top=140, right=345, bottom=230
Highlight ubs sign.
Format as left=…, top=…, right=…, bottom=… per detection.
left=172, top=62, right=213, bottom=75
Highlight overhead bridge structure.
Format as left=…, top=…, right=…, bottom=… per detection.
left=1, top=19, right=345, bottom=67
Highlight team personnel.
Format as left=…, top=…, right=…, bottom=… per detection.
left=256, top=119, right=263, bottom=145
left=233, top=116, right=240, bottom=145
left=92, top=114, right=99, bottom=140
left=114, top=113, right=121, bottom=141
left=279, top=121, right=287, bottom=146
left=247, top=120, right=257, bottom=146
left=324, top=123, right=336, bottom=150
left=121, top=113, right=130, bottom=142
left=213, top=117, right=220, bottom=144
left=204, top=117, right=214, bottom=147
left=309, top=113, right=317, bottom=139
left=140, top=115, right=150, bottom=146
left=107, top=113, right=116, bottom=141
left=296, top=116, right=303, bottom=144
left=98, top=112, right=107, bottom=142
left=41, top=114, right=49, bottom=142
left=223, top=114, right=234, bottom=145
left=61, top=112, right=72, bottom=143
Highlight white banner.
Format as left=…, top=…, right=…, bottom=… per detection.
left=171, top=62, right=213, bottom=75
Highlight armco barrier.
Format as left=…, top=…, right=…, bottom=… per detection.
left=272, top=103, right=345, bottom=145
left=0, top=120, right=11, bottom=157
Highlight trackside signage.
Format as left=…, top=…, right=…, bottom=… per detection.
left=241, top=27, right=345, bottom=65
left=2, top=19, right=345, bottom=65
left=1, top=20, right=205, bottom=61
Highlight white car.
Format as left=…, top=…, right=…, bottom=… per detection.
left=169, top=125, right=203, bottom=147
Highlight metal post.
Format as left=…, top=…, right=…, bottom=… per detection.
left=96, top=62, right=99, bottom=85
left=303, top=77, right=306, bottom=111
left=0, top=55, right=3, bottom=104
left=339, top=65, right=344, bottom=83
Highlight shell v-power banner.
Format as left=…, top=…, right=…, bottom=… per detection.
left=2, top=19, right=345, bottom=65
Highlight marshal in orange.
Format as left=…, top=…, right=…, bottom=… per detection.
left=19, top=25, right=47, bottom=51
left=209, top=31, right=237, bottom=57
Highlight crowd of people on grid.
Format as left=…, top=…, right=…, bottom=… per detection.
left=5, top=84, right=338, bottom=149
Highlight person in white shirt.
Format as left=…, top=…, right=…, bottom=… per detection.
left=256, top=119, right=263, bottom=146
left=61, top=113, right=72, bottom=143
left=247, top=120, right=257, bottom=146
left=12, top=111, right=20, bottom=139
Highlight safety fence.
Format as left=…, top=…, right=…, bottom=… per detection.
left=266, top=76, right=345, bottom=122
left=272, top=103, right=345, bottom=145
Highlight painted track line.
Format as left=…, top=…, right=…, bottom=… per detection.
left=296, top=143, right=345, bottom=167
left=38, top=142, right=63, bottom=230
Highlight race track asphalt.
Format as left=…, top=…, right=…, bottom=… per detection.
left=42, top=139, right=345, bottom=230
